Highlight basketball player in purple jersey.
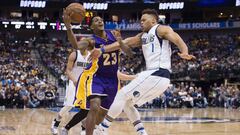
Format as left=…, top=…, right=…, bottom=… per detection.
left=68, top=15, right=134, bottom=135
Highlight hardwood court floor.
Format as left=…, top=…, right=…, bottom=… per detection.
left=0, top=108, right=240, bottom=135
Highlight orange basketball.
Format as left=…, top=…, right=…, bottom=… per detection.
left=66, top=3, right=86, bottom=24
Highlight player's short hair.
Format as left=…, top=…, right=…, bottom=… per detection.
left=142, top=9, right=159, bottom=21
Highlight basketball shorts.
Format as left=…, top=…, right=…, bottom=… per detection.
left=63, top=80, right=76, bottom=107
left=122, top=68, right=170, bottom=106
left=74, top=71, right=119, bottom=110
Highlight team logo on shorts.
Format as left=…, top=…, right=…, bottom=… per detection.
left=77, top=100, right=83, bottom=105
left=133, top=91, right=140, bottom=98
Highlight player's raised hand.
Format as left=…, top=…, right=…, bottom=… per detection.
left=63, top=8, right=72, bottom=29
left=178, top=52, right=196, bottom=60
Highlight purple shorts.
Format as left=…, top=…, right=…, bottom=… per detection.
left=86, top=75, right=119, bottom=110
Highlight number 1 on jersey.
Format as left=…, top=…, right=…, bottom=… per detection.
left=152, top=43, right=154, bottom=52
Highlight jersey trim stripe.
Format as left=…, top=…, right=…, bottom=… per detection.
left=74, top=50, right=78, bottom=64
left=74, top=72, right=88, bottom=109
left=73, top=59, right=99, bottom=109
left=155, top=24, right=163, bottom=48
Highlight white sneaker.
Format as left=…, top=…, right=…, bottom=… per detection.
left=60, top=127, right=68, bottom=135
left=51, top=120, right=58, bottom=135
left=94, top=125, right=108, bottom=135
left=137, top=130, right=148, bottom=135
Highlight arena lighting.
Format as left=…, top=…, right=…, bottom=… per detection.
left=158, top=15, right=166, bottom=24
left=37, top=22, right=47, bottom=30
left=236, top=0, right=240, bottom=6
left=2, top=21, right=84, bottom=30
left=2, top=22, right=9, bottom=28
left=50, top=23, right=57, bottom=30
left=20, top=0, right=46, bottom=8
left=11, top=21, right=25, bottom=29
left=26, top=22, right=34, bottom=29
left=83, top=3, right=108, bottom=10
left=159, top=2, right=184, bottom=10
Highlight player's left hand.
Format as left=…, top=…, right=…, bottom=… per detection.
left=178, top=53, right=196, bottom=60
left=63, top=8, right=72, bottom=29
left=89, top=48, right=102, bottom=61
left=117, top=37, right=135, bottom=57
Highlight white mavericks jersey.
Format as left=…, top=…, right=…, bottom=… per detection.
left=64, top=50, right=89, bottom=106
left=70, top=50, right=89, bottom=81
left=141, top=24, right=172, bottom=71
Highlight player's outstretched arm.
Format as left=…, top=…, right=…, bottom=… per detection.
left=63, top=9, right=94, bottom=51
left=89, top=34, right=142, bottom=59
left=107, top=33, right=142, bottom=52
left=63, top=8, right=78, bottom=49
left=158, top=25, right=195, bottom=60
left=116, top=37, right=135, bottom=57
left=65, top=51, right=78, bottom=86
left=117, top=71, right=137, bottom=81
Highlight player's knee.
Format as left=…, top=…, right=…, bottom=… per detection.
left=90, top=103, right=100, bottom=113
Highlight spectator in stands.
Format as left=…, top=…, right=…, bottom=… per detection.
left=19, top=84, right=29, bottom=109
left=178, top=87, right=188, bottom=101
left=232, top=86, right=240, bottom=109
left=168, top=91, right=183, bottom=108
left=163, top=85, right=174, bottom=108
left=194, top=87, right=207, bottom=108
left=183, top=94, right=194, bottom=108
left=44, top=85, right=56, bottom=108
left=12, top=84, right=24, bottom=108
left=0, top=83, right=6, bottom=110
left=27, top=85, right=40, bottom=108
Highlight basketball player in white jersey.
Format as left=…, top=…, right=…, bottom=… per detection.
left=51, top=49, right=90, bottom=135
left=90, top=9, right=195, bottom=135
left=51, top=11, right=93, bottom=134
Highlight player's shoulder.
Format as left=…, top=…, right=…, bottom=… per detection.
left=69, top=51, right=77, bottom=60
left=156, top=24, right=173, bottom=33
left=155, top=24, right=173, bottom=38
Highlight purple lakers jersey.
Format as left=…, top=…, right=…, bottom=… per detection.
left=86, top=30, right=120, bottom=78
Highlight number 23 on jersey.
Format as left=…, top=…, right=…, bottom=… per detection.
left=103, top=52, right=118, bottom=66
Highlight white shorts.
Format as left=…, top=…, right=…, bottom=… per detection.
left=63, top=80, right=76, bottom=107
left=122, top=68, right=170, bottom=106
